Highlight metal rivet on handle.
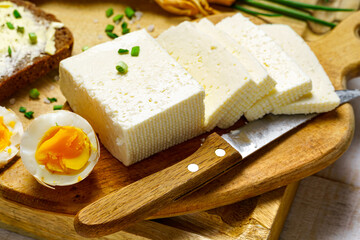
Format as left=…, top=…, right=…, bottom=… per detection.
left=215, top=149, right=226, bottom=157
left=187, top=164, right=199, bottom=172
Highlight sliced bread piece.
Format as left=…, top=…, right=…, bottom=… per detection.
left=260, top=24, right=340, bottom=114
left=157, top=21, right=258, bottom=131
left=195, top=18, right=276, bottom=128
left=216, top=13, right=312, bottom=121
left=0, top=0, right=73, bottom=102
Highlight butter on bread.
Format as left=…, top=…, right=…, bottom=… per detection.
left=0, top=0, right=73, bottom=102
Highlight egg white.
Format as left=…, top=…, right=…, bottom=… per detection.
left=0, top=106, right=23, bottom=168
left=20, top=110, right=100, bottom=187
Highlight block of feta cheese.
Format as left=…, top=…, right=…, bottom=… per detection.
left=216, top=13, right=312, bottom=121
left=157, top=21, right=258, bottom=131
left=195, top=18, right=276, bottom=128
left=60, top=29, right=205, bottom=166
left=260, top=24, right=340, bottom=114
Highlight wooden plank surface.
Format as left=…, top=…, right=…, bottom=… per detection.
left=0, top=183, right=299, bottom=240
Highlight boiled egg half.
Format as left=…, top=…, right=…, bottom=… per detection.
left=0, top=106, right=23, bottom=168
left=20, top=110, right=100, bottom=188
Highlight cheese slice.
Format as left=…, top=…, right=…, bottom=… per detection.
left=195, top=18, right=276, bottom=128
left=216, top=14, right=312, bottom=121
left=259, top=24, right=340, bottom=114
left=157, top=21, right=257, bottom=131
left=60, top=29, right=205, bottom=166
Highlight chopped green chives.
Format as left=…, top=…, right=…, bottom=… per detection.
left=106, top=32, right=118, bottom=39
left=118, top=48, right=129, bottom=54
left=125, top=7, right=135, bottom=19
left=13, top=9, right=21, bottom=18
left=82, top=46, right=89, bottom=51
left=6, top=22, right=14, bottom=30
left=53, top=105, right=63, bottom=110
left=121, top=22, right=128, bottom=29
left=105, top=24, right=115, bottom=32
left=131, top=46, right=140, bottom=56
left=17, top=26, right=24, bottom=33
left=24, top=111, right=34, bottom=119
left=47, top=97, right=57, bottom=103
left=19, top=106, right=26, bottom=113
left=122, top=28, right=130, bottom=35
left=106, top=8, right=114, bottom=17
left=116, top=61, right=128, bottom=74
left=8, top=46, right=11, bottom=57
left=113, top=14, right=124, bottom=22
left=29, top=88, right=40, bottom=99
left=28, top=32, right=37, bottom=44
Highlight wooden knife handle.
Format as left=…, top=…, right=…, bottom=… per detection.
left=74, top=132, right=241, bottom=237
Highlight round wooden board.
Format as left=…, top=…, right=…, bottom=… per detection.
left=1, top=2, right=360, bottom=220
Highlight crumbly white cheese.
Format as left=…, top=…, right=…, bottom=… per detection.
left=260, top=24, right=340, bottom=114
left=195, top=18, right=276, bottom=128
left=60, top=30, right=205, bottom=166
left=217, top=14, right=312, bottom=121
left=0, top=1, right=63, bottom=78
left=157, top=21, right=257, bottom=131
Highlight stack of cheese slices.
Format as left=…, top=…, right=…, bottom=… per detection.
left=60, top=13, right=340, bottom=166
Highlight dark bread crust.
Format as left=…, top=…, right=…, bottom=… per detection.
left=0, top=0, right=74, bottom=102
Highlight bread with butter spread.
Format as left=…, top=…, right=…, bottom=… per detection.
left=0, top=0, right=73, bottom=102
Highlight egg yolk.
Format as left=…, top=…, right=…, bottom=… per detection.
left=35, top=126, right=91, bottom=174
left=0, top=116, right=11, bottom=152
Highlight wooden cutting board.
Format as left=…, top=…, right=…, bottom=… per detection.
left=0, top=2, right=359, bottom=223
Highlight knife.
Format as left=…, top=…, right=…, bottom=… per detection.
left=74, top=89, right=360, bottom=238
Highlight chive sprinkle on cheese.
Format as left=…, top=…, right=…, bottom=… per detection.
left=118, top=48, right=129, bottom=54
left=13, top=9, right=21, bottom=18
left=6, top=22, right=14, bottom=29
left=131, top=46, right=140, bottom=56
left=82, top=46, right=90, bottom=51
left=116, top=61, right=128, bottom=74
left=17, top=26, right=24, bottom=33
left=106, top=8, right=114, bottom=17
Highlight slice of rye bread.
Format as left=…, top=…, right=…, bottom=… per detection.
left=0, top=0, right=74, bottom=102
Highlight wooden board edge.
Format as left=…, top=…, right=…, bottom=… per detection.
left=268, top=182, right=299, bottom=240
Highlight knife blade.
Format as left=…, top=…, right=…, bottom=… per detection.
left=74, top=90, right=360, bottom=238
